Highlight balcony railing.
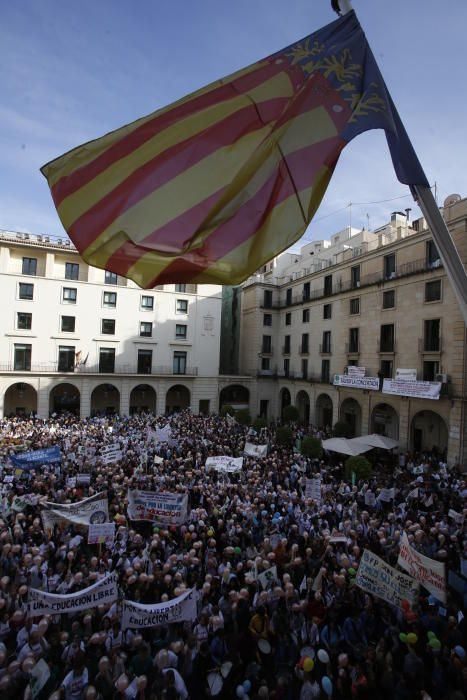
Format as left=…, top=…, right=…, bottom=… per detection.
left=319, top=344, right=332, bottom=354
left=261, top=347, right=273, bottom=355
left=0, top=363, right=199, bottom=376
left=278, top=370, right=295, bottom=378
left=345, top=343, right=360, bottom=354
left=419, top=337, right=442, bottom=353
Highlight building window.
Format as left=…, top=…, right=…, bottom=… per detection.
left=175, top=324, right=187, bottom=339
left=141, top=295, right=154, bottom=311
left=99, top=348, right=115, bottom=373
left=22, top=257, right=37, bottom=276
left=322, top=330, right=331, bottom=353
left=58, top=346, right=75, bottom=372
left=284, top=335, right=291, bottom=354
left=262, top=335, right=272, bottom=354
left=105, top=271, right=118, bottom=285
left=380, top=324, right=395, bottom=352
left=61, top=316, right=75, bottom=333
left=324, top=275, right=332, bottom=296
left=259, top=399, right=269, bottom=418
left=65, top=262, right=79, bottom=280
left=285, top=312, right=291, bottom=326
left=263, top=313, right=272, bottom=326
left=176, top=299, right=188, bottom=314
left=301, top=358, right=308, bottom=379
left=425, top=280, right=441, bottom=302
left=424, top=319, right=440, bottom=351
left=140, top=322, right=153, bottom=337
left=423, top=360, right=439, bottom=381
left=63, top=287, right=77, bottom=304
left=283, top=358, right=290, bottom=376
left=351, top=265, right=360, bottom=289
left=323, top=304, right=332, bottom=319
left=303, top=282, right=310, bottom=301
left=19, top=283, right=34, bottom=300
left=349, top=298, right=360, bottom=315
left=380, top=359, right=393, bottom=378
left=263, top=290, right=273, bottom=308
left=384, top=254, right=396, bottom=280
left=14, top=344, right=31, bottom=371
left=175, top=283, right=186, bottom=293
left=103, top=291, right=117, bottom=308
left=261, top=357, right=270, bottom=371
left=173, top=351, right=187, bottom=375
left=302, top=308, right=310, bottom=323
left=17, top=312, right=32, bottom=330
left=102, top=319, right=116, bottom=335
left=199, top=399, right=210, bottom=415
left=321, top=359, right=330, bottom=383
left=286, top=288, right=292, bottom=305
left=382, top=290, right=395, bottom=309
left=137, top=349, right=152, bottom=374
left=426, top=240, right=441, bottom=268
left=349, top=327, right=359, bottom=353
left=301, top=333, right=309, bottom=353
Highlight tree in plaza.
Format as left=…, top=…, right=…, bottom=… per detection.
left=282, top=404, right=299, bottom=424
left=276, top=426, right=293, bottom=445
left=235, top=409, right=251, bottom=426
left=253, top=417, right=268, bottom=431
left=220, top=404, right=235, bottom=417
left=345, top=455, right=373, bottom=481
left=333, top=420, right=352, bottom=438
left=300, top=436, right=323, bottom=459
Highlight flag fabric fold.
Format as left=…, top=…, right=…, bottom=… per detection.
left=41, top=11, right=428, bottom=288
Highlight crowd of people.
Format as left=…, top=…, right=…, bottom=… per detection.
left=0, top=410, right=465, bottom=700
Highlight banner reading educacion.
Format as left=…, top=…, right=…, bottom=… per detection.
left=122, top=588, right=197, bottom=629
left=356, top=549, right=418, bottom=609
left=398, top=532, right=446, bottom=603
left=28, top=572, right=118, bottom=616
left=333, top=375, right=380, bottom=391
left=127, top=490, right=188, bottom=525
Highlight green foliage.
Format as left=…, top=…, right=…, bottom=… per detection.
left=253, top=417, right=268, bottom=431
left=333, top=420, right=352, bottom=438
left=235, top=409, right=251, bottom=426
left=282, top=404, right=299, bottom=423
left=345, top=455, right=373, bottom=481
left=276, top=426, right=293, bottom=445
left=300, top=436, right=323, bottom=459
left=220, top=404, right=235, bottom=417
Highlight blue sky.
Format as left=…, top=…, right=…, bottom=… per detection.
left=1, top=0, right=466, bottom=248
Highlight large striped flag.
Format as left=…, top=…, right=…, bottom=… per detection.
left=41, top=11, right=428, bottom=289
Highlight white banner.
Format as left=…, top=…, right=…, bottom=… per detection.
left=42, top=492, right=109, bottom=528
left=28, top=572, right=118, bottom=616
left=127, top=490, right=188, bottom=525
left=396, top=368, right=417, bottom=381
left=155, top=426, right=172, bottom=443
left=448, top=509, right=464, bottom=524
left=244, top=442, right=268, bottom=458
left=122, top=589, right=197, bottom=628
left=383, top=379, right=441, bottom=400
left=356, top=549, right=418, bottom=609
left=305, top=478, right=321, bottom=503
left=30, top=659, right=51, bottom=699
left=364, top=491, right=376, bottom=506
left=88, top=522, right=116, bottom=546
left=398, top=532, right=446, bottom=603
left=333, top=375, right=380, bottom=390
left=378, top=488, right=395, bottom=502
left=205, top=456, right=243, bottom=473
left=100, top=445, right=123, bottom=464
left=347, top=366, right=366, bottom=378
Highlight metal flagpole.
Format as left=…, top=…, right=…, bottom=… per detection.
left=333, top=0, right=467, bottom=326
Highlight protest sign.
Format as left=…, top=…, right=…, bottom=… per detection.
left=257, top=565, right=278, bottom=590
left=30, top=659, right=51, bottom=699
left=329, top=535, right=348, bottom=544
left=205, top=456, right=243, bottom=473
left=88, top=522, right=116, bottom=546
left=305, top=478, right=321, bottom=503
left=122, top=588, right=197, bottom=628
left=383, top=379, right=441, bottom=400
left=11, top=446, right=61, bottom=469
left=398, top=531, right=446, bottom=603
left=42, top=492, right=109, bottom=528
left=127, top=490, right=188, bottom=525
left=28, top=572, right=118, bottom=616
left=100, top=445, right=122, bottom=464
left=66, top=477, right=77, bottom=488
left=378, top=488, right=395, bottom=502
left=76, top=474, right=91, bottom=485
left=355, top=549, right=418, bottom=608
left=244, top=442, right=268, bottom=458
left=407, top=488, right=419, bottom=500
left=364, top=491, right=376, bottom=506
left=448, top=509, right=464, bottom=524
left=153, top=455, right=164, bottom=465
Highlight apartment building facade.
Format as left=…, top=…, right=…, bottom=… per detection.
left=237, top=195, right=467, bottom=466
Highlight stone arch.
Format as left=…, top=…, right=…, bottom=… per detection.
left=4, top=382, right=37, bottom=417
left=129, top=384, right=157, bottom=414
left=91, top=384, right=120, bottom=417
left=296, top=390, right=311, bottom=425
left=49, top=383, right=81, bottom=416
left=371, top=403, right=399, bottom=440
left=279, top=387, right=291, bottom=418
left=339, top=397, right=362, bottom=437
left=410, top=410, right=448, bottom=455
left=316, top=393, right=333, bottom=430
left=219, top=384, right=250, bottom=411
left=166, top=384, right=190, bottom=414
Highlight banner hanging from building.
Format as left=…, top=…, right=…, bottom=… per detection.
left=205, top=456, right=243, bottom=473
left=127, top=489, right=188, bottom=525
left=27, top=572, right=118, bottom=616
left=397, top=531, right=446, bottom=603
left=122, top=588, right=197, bottom=628
left=244, top=442, right=268, bottom=458
left=42, top=492, right=109, bottom=529
left=395, top=368, right=417, bottom=381
left=355, top=549, right=418, bottom=608
left=11, top=446, right=62, bottom=469
left=333, top=375, right=380, bottom=390
left=347, top=366, right=366, bottom=378
left=383, top=379, right=441, bottom=400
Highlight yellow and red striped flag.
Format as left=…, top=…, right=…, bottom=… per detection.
left=41, top=12, right=428, bottom=288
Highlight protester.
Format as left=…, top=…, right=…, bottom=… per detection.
left=0, top=410, right=465, bottom=699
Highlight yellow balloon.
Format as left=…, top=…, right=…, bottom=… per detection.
left=303, top=657, right=314, bottom=673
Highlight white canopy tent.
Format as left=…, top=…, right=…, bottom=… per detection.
left=353, top=434, right=399, bottom=450
left=322, top=437, right=373, bottom=456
